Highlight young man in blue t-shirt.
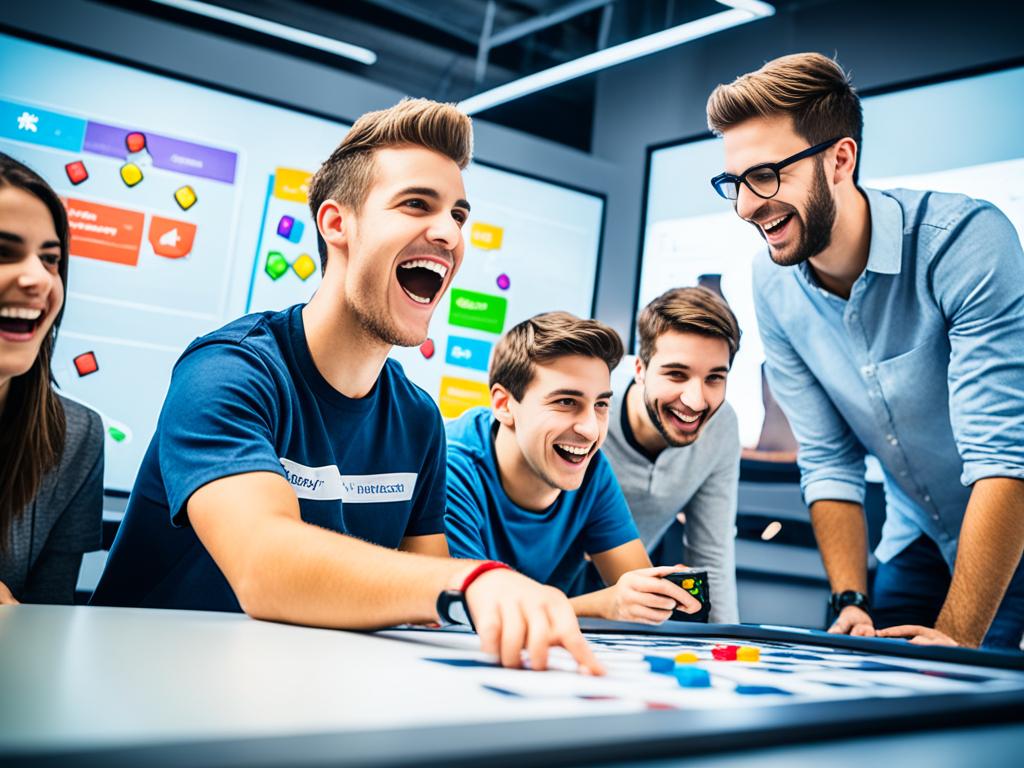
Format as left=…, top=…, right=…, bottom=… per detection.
left=445, top=312, right=701, bottom=624
left=91, top=100, right=601, bottom=674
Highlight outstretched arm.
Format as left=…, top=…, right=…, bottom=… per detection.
left=188, top=471, right=603, bottom=673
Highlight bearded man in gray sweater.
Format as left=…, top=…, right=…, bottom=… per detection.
left=603, top=287, right=742, bottom=623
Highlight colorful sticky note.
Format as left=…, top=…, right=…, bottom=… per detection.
left=470, top=221, right=504, bottom=250
left=125, top=131, right=146, bottom=153
left=119, top=162, right=143, bottom=187
left=448, top=288, right=507, bottom=335
left=439, top=376, right=491, bottom=419
left=265, top=251, right=288, bottom=280
left=149, top=216, right=197, bottom=259
left=174, top=185, right=197, bottom=210
left=65, top=160, right=88, bottom=185
left=73, top=351, right=98, bottom=377
left=291, top=253, right=316, bottom=281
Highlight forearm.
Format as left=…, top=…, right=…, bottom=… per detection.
left=937, top=477, right=1024, bottom=647
left=234, top=515, right=474, bottom=629
left=570, top=587, right=613, bottom=619
left=809, top=500, right=869, bottom=594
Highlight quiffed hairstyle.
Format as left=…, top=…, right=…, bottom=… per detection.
left=0, top=153, right=69, bottom=551
left=706, top=52, right=863, bottom=182
left=490, top=312, right=624, bottom=401
left=308, top=98, right=473, bottom=271
left=637, top=287, right=741, bottom=366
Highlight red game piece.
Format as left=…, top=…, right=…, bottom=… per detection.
left=73, top=351, right=99, bottom=377
left=126, top=132, right=146, bottom=153
left=711, top=644, right=739, bottom=661
left=65, top=161, right=89, bottom=185
left=420, top=338, right=435, bottom=359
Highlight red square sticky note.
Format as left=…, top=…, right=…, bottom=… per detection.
left=73, top=351, right=99, bottom=377
left=65, top=161, right=88, bottom=186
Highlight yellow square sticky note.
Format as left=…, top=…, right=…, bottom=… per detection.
left=292, top=253, right=317, bottom=281
left=273, top=167, right=313, bottom=203
left=470, top=221, right=504, bottom=250
left=439, top=376, right=491, bottom=419
left=174, top=185, right=197, bottom=210
left=120, top=162, right=143, bottom=187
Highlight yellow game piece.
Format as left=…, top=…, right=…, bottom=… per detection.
left=292, top=253, right=317, bottom=281
left=120, top=162, right=143, bottom=187
left=674, top=652, right=699, bottom=664
left=174, top=185, right=197, bottom=210
left=737, top=646, right=760, bottom=662
left=682, top=578, right=694, bottom=589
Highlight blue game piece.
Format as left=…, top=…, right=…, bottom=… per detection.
left=645, top=655, right=675, bottom=674
left=673, top=666, right=711, bottom=688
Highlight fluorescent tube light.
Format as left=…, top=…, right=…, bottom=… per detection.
left=148, top=0, right=377, bottom=65
left=459, top=0, right=773, bottom=114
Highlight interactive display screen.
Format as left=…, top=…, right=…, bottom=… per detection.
left=0, top=32, right=604, bottom=491
left=639, top=65, right=1024, bottom=456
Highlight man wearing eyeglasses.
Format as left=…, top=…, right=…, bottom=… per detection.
left=705, top=52, right=1024, bottom=650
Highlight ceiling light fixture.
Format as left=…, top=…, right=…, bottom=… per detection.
left=458, top=0, right=774, bottom=115
left=148, top=0, right=378, bottom=65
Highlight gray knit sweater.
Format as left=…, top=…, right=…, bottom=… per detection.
left=0, top=396, right=104, bottom=603
left=602, top=361, right=740, bottom=623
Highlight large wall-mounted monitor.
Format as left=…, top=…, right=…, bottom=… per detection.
left=0, top=31, right=605, bottom=492
left=638, top=64, right=1024, bottom=460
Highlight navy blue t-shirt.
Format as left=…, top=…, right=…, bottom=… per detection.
left=91, top=304, right=446, bottom=611
left=444, top=407, right=639, bottom=596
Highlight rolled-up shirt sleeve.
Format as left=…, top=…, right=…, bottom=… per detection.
left=934, top=203, right=1024, bottom=486
left=754, top=270, right=867, bottom=506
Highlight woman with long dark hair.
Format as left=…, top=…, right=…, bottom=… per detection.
left=0, top=153, right=103, bottom=604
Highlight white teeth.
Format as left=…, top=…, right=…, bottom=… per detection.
left=668, top=407, right=699, bottom=423
left=0, top=306, right=43, bottom=320
left=399, top=258, right=448, bottom=279
left=555, top=444, right=591, bottom=455
left=763, top=215, right=788, bottom=231
left=401, top=287, right=431, bottom=304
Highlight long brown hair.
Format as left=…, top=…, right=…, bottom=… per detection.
left=0, top=153, right=69, bottom=550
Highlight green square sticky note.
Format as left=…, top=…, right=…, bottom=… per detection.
left=449, top=288, right=507, bottom=335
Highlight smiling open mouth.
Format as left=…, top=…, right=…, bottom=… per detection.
left=396, top=258, right=448, bottom=305
left=553, top=443, right=593, bottom=465
left=0, top=307, right=44, bottom=335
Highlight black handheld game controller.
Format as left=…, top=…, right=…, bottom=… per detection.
left=664, top=570, right=711, bottom=623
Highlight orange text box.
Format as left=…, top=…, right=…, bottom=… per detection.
left=65, top=198, right=144, bottom=266
left=439, top=375, right=491, bottom=419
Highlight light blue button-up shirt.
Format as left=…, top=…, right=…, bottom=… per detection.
left=753, top=187, right=1024, bottom=566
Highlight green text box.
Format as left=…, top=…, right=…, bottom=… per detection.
left=448, top=288, right=507, bottom=335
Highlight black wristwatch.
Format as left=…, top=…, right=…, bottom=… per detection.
left=436, top=589, right=474, bottom=629
left=830, top=590, right=871, bottom=616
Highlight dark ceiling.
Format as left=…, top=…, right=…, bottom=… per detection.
left=115, top=1, right=801, bottom=150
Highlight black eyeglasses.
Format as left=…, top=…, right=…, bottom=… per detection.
left=710, top=137, right=842, bottom=201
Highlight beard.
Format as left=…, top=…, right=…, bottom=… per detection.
left=765, top=158, right=836, bottom=267
left=348, top=280, right=425, bottom=348
left=643, top=389, right=709, bottom=448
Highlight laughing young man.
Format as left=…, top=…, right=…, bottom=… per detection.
left=445, top=312, right=701, bottom=624
left=91, top=100, right=602, bottom=673
left=602, top=287, right=742, bottom=624
left=706, top=53, right=1024, bottom=649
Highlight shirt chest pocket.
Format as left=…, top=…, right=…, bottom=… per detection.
left=874, top=339, right=959, bottom=464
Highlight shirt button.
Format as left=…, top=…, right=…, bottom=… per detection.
left=886, top=434, right=898, bottom=445
left=862, top=365, right=875, bottom=377
left=923, top=495, right=931, bottom=502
